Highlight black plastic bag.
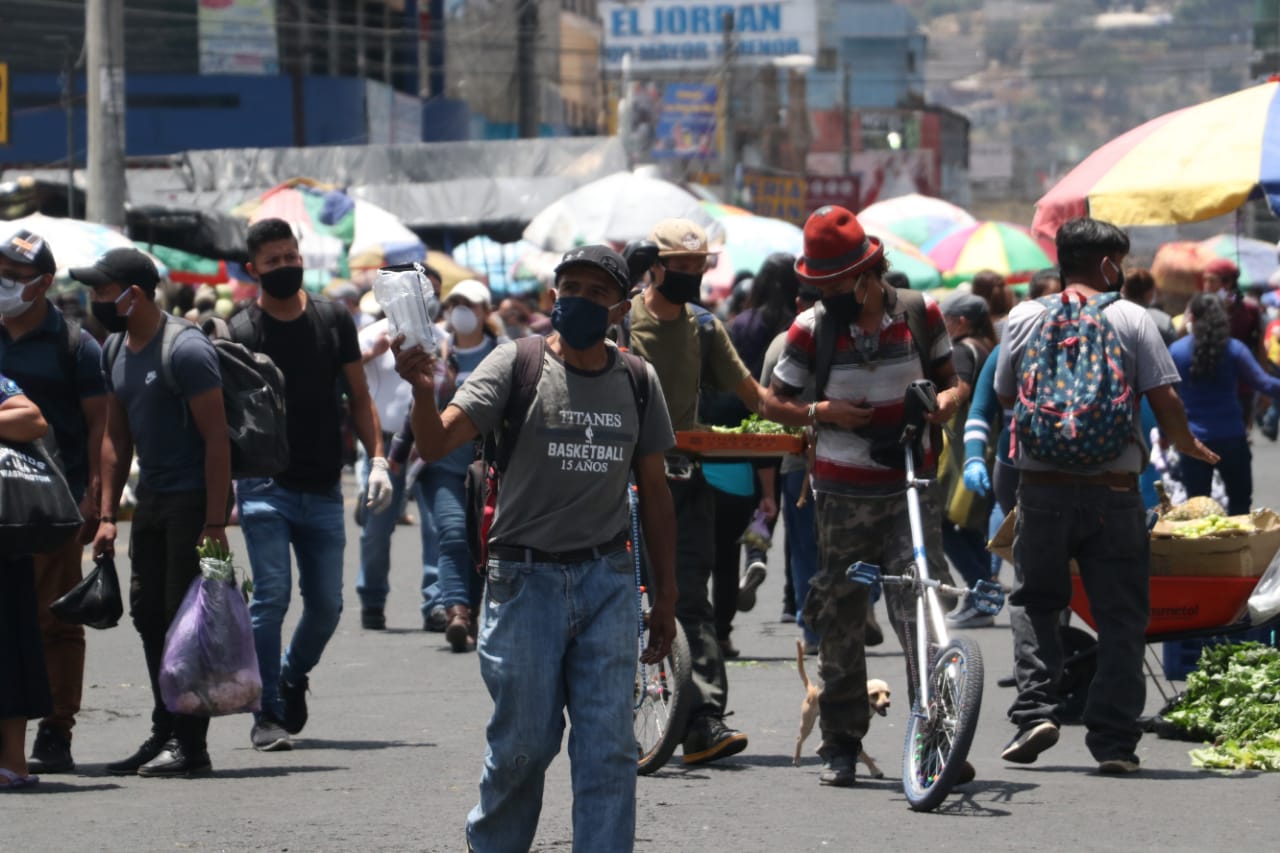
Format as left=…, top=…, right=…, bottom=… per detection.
left=0, top=437, right=83, bottom=555
left=51, top=553, right=123, bottom=630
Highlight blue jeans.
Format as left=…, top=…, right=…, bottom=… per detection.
left=1181, top=435, right=1253, bottom=516
left=238, top=478, right=346, bottom=719
left=781, top=469, right=819, bottom=645
left=418, top=462, right=480, bottom=614
left=466, top=551, right=638, bottom=853
left=356, top=456, right=441, bottom=613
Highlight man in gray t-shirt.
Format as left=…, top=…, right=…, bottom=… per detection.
left=395, top=244, right=676, bottom=853
left=991, top=218, right=1216, bottom=775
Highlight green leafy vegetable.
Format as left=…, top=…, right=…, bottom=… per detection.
left=1167, top=641, right=1280, bottom=771
left=709, top=415, right=801, bottom=436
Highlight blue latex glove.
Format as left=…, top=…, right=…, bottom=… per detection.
left=963, top=457, right=991, bottom=497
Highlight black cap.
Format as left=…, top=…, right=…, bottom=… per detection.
left=0, top=229, right=57, bottom=276
left=69, top=247, right=161, bottom=293
left=554, top=245, right=631, bottom=297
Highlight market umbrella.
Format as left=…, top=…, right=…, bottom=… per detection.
left=1033, top=78, right=1280, bottom=238
left=426, top=250, right=481, bottom=291
left=857, top=192, right=976, bottom=247
left=925, top=221, right=1054, bottom=285
left=1, top=213, right=168, bottom=279
left=881, top=233, right=943, bottom=290
left=1198, top=234, right=1279, bottom=289
left=136, top=243, right=230, bottom=286
left=523, top=172, right=713, bottom=252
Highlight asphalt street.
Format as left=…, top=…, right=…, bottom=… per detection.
left=4, top=441, right=1280, bottom=852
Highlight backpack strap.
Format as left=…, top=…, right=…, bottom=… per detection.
left=103, top=332, right=125, bottom=387
left=620, top=351, right=652, bottom=470
left=894, top=288, right=934, bottom=380
left=228, top=304, right=264, bottom=351
left=813, top=301, right=836, bottom=401
left=56, top=318, right=83, bottom=386
left=157, top=314, right=202, bottom=396
left=493, top=336, right=547, bottom=474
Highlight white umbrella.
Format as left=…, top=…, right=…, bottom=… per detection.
left=523, top=172, right=713, bottom=252
left=1, top=213, right=169, bottom=279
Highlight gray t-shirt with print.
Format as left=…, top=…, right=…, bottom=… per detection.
left=451, top=340, right=675, bottom=553
left=995, top=295, right=1180, bottom=474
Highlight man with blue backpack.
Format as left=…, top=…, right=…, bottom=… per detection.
left=994, top=217, right=1217, bottom=774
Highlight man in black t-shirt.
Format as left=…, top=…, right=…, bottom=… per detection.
left=232, top=218, right=394, bottom=753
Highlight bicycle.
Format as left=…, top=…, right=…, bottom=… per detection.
left=847, top=380, right=1004, bottom=811
left=628, top=484, right=693, bottom=775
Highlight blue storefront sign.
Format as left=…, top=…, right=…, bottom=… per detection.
left=652, top=84, right=718, bottom=160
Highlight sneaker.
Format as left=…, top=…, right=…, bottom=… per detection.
left=251, top=716, right=293, bottom=752
left=946, top=602, right=995, bottom=629
left=279, top=675, right=310, bottom=735
left=802, top=641, right=819, bottom=657
left=781, top=610, right=796, bottom=624
left=737, top=562, right=768, bottom=612
left=1264, top=420, right=1279, bottom=442
left=719, top=637, right=740, bottom=659
left=27, top=726, right=75, bottom=774
left=1098, top=754, right=1141, bottom=774
left=361, top=607, right=386, bottom=630
left=819, top=753, right=856, bottom=787
left=682, top=716, right=749, bottom=766
left=1001, top=720, right=1060, bottom=764
left=137, top=743, right=212, bottom=778
left=424, top=604, right=448, bottom=633
left=106, top=732, right=171, bottom=775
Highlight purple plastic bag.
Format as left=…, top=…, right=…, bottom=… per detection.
left=159, top=575, right=262, bottom=716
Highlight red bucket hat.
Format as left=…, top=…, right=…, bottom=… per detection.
left=794, top=206, right=884, bottom=282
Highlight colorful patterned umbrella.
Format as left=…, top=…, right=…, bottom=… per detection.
left=925, top=221, right=1054, bottom=285
left=233, top=179, right=425, bottom=289
left=857, top=192, right=976, bottom=247
left=1198, top=234, right=1279, bottom=289
left=1034, top=79, right=1280, bottom=238
left=1, top=213, right=168, bottom=280
left=880, top=233, right=943, bottom=290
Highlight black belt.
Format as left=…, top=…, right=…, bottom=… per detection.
left=489, top=531, right=629, bottom=565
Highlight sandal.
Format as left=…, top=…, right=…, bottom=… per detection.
left=0, top=768, right=39, bottom=790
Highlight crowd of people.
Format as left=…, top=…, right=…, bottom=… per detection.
left=1, top=206, right=1276, bottom=852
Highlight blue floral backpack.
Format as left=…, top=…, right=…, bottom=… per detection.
left=1012, top=291, right=1134, bottom=468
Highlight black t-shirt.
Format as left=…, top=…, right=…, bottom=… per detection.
left=241, top=297, right=361, bottom=492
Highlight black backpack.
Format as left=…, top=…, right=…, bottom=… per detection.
left=105, top=314, right=289, bottom=480
left=464, top=336, right=651, bottom=570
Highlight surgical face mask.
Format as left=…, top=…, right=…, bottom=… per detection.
left=1101, top=257, right=1125, bottom=292
left=259, top=265, right=304, bottom=299
left=448, top=305, right=480, bottom=336
left=551, top=296, right=622, bottom=350
left=0, top=275, right=38, bottom=317
left=657, top=266, right=702, bottom=304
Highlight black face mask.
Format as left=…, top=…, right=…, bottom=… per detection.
left=658, top=268, right=702, bottom=305
left=821, top=290, right=862, bottom=325
left=259, top=265, right=304, bottom=299
left=91, top=300, right=128, bottom=334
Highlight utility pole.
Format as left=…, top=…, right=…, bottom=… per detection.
left=356, top=1, right=368, bottom=79
left=516, top=0, right=540, bottom=138
left=86, top=0, right=126, bottom=227
left=720, top=11, right=735, bottom=202
left=841, top=62, right=852, bottom=175
left=328, top=0, right=340, bottom=76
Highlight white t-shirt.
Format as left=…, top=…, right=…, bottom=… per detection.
left=359, top=318, right=412, bottom=431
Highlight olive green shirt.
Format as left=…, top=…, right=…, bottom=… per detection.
left=628, top=294, right=751, bottom=431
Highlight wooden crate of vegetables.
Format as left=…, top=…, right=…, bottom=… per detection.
left=675, top=416, right=804, bottom=458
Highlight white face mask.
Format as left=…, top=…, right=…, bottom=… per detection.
left=449, top=305, right=480, bottom=336
left=0, top=276, right=38, bottom=317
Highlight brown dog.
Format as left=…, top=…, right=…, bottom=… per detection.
left=794, top=640, right=892, bottom=777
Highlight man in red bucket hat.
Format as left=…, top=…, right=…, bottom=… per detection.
left=763, top=205, right=966, bottom=787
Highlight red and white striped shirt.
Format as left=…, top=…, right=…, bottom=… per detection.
left=772, top=292, right=952, bottom=497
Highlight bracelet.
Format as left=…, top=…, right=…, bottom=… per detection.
left=99, top=516, right=116, bottom=524
left=807, top=402, right=819, bottom=426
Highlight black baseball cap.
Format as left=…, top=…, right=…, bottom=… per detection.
left=69, top=247, right=161, bottom=294
left=0, top=229, right=57, bottom=276
left=554, top=245, right=631, bottom=297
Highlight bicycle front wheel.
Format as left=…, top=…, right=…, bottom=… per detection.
left=635, top=618, right=692, bottom=775
left=902, top=636, right=984, bottom=811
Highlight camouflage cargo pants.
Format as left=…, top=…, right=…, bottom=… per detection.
left=806, top=485, right=948, bottom=762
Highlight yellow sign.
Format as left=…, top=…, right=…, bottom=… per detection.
left=0, top=63, right=9, bottom=145
left=743, top=172, right=808, bottom=224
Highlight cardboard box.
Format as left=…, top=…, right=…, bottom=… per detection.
left=989, top=508, right=1280, bottom=578
left=1150, top=510, right=1280, bottom=578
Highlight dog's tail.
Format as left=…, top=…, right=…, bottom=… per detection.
left=796, top=639, right=811, bottom=690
